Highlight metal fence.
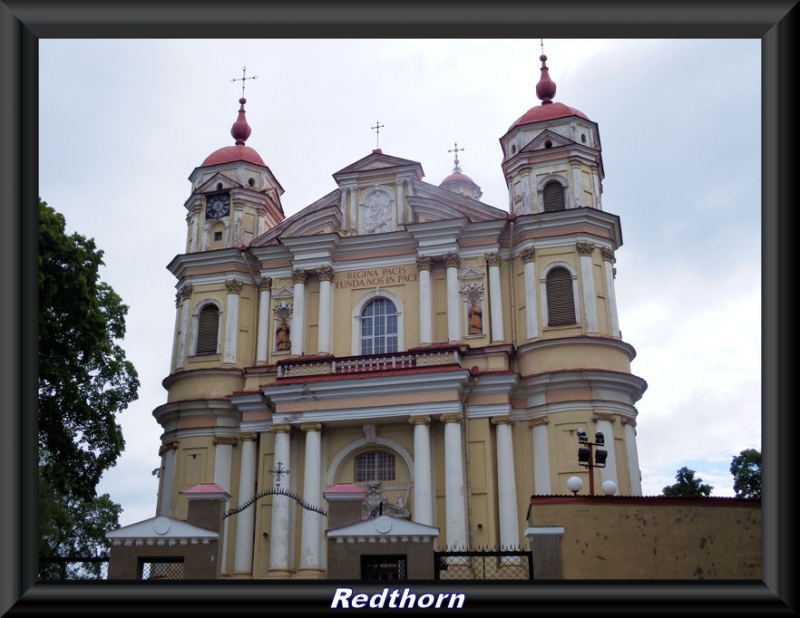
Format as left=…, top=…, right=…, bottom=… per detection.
left=434, top=547, right=533, bottom=580
left=38, top=557, right=110, bottom=581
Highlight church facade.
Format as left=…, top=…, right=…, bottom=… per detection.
left=152, top=54, right=647, bottom=579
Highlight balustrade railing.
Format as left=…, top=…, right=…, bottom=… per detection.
left=277, top=348, right=461, bottom=379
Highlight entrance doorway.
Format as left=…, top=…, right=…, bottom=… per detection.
left=361, top=555, right=407, bottom=580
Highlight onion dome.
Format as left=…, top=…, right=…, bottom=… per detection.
left=507, top=54, right=589, bottom=132
left=200, top=97, right=266, bottom=167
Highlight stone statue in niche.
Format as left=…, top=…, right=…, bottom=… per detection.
left=362, top=190, right=393, bottom=234
left=468, top=298, right=483, bottom=334
left=276, top=317, right=291, bottom=351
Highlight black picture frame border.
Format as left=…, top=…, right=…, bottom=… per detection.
left=2, top=1, right=795, bottom=614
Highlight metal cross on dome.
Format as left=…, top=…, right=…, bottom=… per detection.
left=269, top=461, right=290, bottom=489
left=231, top=65, right=258, bottom=98
left=448, top=142, right=464, bottom=174
left=371, top=121, right=385, bottom=149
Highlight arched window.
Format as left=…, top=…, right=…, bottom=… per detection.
left=543, top=181, right=566, bottom=212
left=546, top=267, right=576, bottom=325
left=196, top=305, right=220, bottom=355
left=360, top=297, right=398, bottom=355
left=355, top=451, right=396, bottom=482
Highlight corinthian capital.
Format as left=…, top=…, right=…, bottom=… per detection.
left=520, top=247, right=536, bottom=263
left=416, top=255, right=433, bottom=272
left=225, top=279, right=244, bottom=295
left=443, top=252, right=461, bottom=269
left=316, top=266, right=334, bottom=282
left=291, top=269, right=309, bottom=285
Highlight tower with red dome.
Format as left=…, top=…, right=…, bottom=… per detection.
left=183, top=97, right=285, bottom=254
left=500, top=54, right=604, bottom=216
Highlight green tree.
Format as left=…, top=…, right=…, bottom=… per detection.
left=730, top=448, right=761, bottom=499
left=38, top=199, right=139, bottom=574
left=662, top=466, right=713, bottom=497
left=38, top=470, right=122, bottom=580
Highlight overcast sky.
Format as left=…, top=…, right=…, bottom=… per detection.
left=39, top=38, right=761, bottom=528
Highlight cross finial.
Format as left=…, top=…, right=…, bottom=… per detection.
left=371, top=121, right=385, bottom=150
left=448, top=142, right=465, bottom=174
left=269, top=461, right=290, bottom=489
left=231, top=64, right=258, bottom=99
left=541, top=38, right=544, bottom=55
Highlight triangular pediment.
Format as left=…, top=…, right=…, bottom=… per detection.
left=521, top=129, right=577, bottom=153
left=327, top=515, right=439, bottom=539
left=195, top=172, right=242, bottom=194
left=333, top=151, right=424, bottom=185
left=105, top=516, right=218, bottom=541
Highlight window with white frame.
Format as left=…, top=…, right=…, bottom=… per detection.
left=355, top=451, right=396, bottom=482
left=195, top=304, right=220, bottom=355
left=546, top=266, right=576, bottom=325
left=360, top=297, right=398, bottom=355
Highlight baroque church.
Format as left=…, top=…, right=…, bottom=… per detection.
left=149, top=52, right=647, bottom=579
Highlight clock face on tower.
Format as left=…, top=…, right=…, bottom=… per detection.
left=206, top=193, right=230, bottom=219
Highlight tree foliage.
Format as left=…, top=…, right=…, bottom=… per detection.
left=38, top=199, right=139, bottom=577
left=38, top=470, right=122, bottom=579
left=730, top=448, right=761, bottom=499
left=662, top=466, right=713, bottom=497
left=38, top=198, right=140, bottom=501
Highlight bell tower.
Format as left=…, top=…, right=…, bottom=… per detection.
left=184, top=96, right=285, bottom=254
left=500, top=53, right=604, bottom=216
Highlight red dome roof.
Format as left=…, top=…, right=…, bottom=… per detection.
left=201, top=145, right=266, bottom=167
left=440, top=172, right=477, bottom=186
left=508, top=102, right=589, bottom=131
left=506, top=53, right=589, bottom=132
left=199, top=97, right=266, bottom=168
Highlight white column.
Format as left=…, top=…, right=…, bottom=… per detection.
left=493, top=416, right=520, bottom=550
left=233, top=433, right=258, bottom=575
left=577, top=243, right=598, bottom=333
left=349, top=187, right=358, bottom=231
left=601, top=248, right=620, bottom=337
left=623, top=419, right=642, bottom=496
left=595, top=416, right=619, bottom=494
left=409, top=415, right=433, bottom=526
left=316, top=267, right=334, bottom=354
left=486, top=253, right=505, bottom=342
left=255, top=278, right=272, bottom=363
left=158, top=441, right=178, bottom=517
left=444, top=253, right=461, bottom=342
left=269, top=424, right=292, bottom=577
left=592, top=169, right=603, bottom=209
left=521, top=249, right=539, bottom=339
left=396, top=180, right=404, bottom=225
left=441, top=413, right=467, bottom=549
left=223, top=279, right=243, bottom=363
left=175, top=285, right=193, bottom=369
left=291, top=269, right=308, bottom=356
left=214, top=436, right=235, bottom=573
left=571, top=163, right=583, bottom=208
left=298, top=423, right=324, bottom=575
left=417, top=257, right=433, bottom=345
left=530, top=418, right=551, bottom=495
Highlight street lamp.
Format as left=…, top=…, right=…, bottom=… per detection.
left=576, top=429, right=607, bottom=495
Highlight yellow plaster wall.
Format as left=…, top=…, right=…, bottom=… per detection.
left=528, top=498, right=762, bottom=579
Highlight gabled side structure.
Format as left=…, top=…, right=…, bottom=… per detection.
left=146, top=51, right=647, bottom=579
